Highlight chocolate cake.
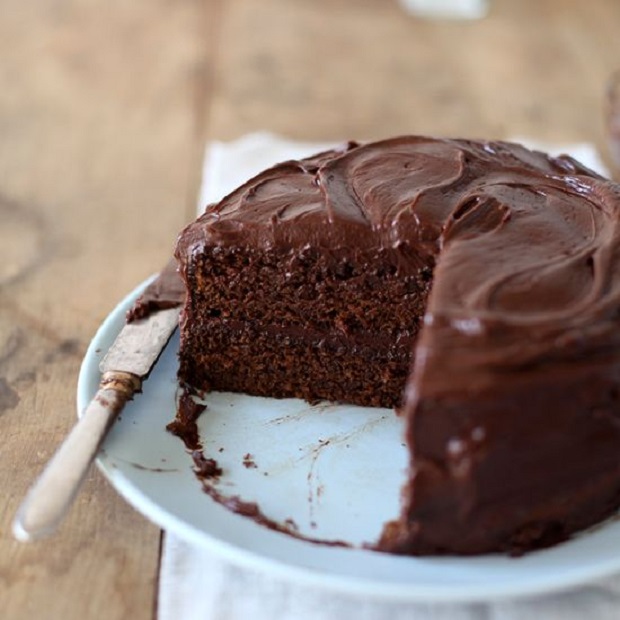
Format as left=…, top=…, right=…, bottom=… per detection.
left=174, top=136, right=620, bottom=555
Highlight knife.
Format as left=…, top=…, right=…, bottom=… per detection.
left=13, top=268, right=182, bottom=542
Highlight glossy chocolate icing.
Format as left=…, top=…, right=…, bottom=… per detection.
left=176, top=136, right=610, bottom=273
left=126, top=259, right=185, bottom=323
left=175, top=136, right=620, bottom=554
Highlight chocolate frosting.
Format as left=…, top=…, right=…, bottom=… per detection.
left=176, top=135, right=620, bottom=393
left=126, top=259, right=185, bottom=323
left=176, top=136, right=618, bottom=376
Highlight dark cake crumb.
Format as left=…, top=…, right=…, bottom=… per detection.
left=192, top=451, right=223, bottom=480
left=242, top=453, right=258, bottom=469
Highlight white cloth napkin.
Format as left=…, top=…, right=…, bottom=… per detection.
left=159, top=132, right=616, bottom=620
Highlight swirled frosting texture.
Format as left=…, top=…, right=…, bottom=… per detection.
left=177, top=135, right=619, bottom=379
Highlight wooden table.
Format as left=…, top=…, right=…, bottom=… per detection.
left=2, top=1, right=619, bottom=617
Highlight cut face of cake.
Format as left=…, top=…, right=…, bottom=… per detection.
left=174, top=140, right=436, bottom=408
left=174, top=136, right=620, bottom=555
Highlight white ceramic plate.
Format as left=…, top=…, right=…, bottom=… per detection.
left=77, top=279, right=620, bottom=603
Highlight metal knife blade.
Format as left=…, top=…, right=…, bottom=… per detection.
left=101, top=258, right=184, bottom=377
left=100, top=305, right=180, bottom=377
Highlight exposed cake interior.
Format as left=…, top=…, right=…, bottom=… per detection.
left=178, top=244, right=432, bottom=407
left=176, top=140, right=439, bottom=408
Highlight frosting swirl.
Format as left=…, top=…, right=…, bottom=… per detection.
left=176, top=135, right=620, bottom=389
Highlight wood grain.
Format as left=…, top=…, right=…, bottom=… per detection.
left=2, top=1, right=620, bottom=618
left=207, top=0, right=620, bottom=154
left=0, top=1, right=211, bottom=618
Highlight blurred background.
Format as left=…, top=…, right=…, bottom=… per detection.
left=2, top=0, right=619, bottom=294
left=2, top=1, right=620, bottom=618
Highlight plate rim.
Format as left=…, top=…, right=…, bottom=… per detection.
left=76, top=277, right=620, bottom=604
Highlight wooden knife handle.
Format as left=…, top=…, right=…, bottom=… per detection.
left=13, top=372, right=140, bottom=542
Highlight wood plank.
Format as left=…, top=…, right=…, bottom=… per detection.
left=0, top=0, right=212, bottom=618
left=4, top=1, right=620, bottom=618
left=207, top=0, right=620, bottom=158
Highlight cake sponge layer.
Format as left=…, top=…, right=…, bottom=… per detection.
left=179, top=319, right=415, bottom=408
